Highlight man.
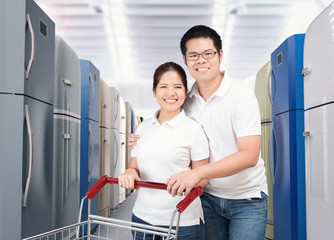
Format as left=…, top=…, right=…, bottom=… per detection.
left=130, top=25, right=268, bottom=240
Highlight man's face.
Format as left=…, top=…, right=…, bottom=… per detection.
left=183, top=37, right=223, bottom=84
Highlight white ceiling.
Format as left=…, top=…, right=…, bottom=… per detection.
left=36, top=0, right=332, bottom=118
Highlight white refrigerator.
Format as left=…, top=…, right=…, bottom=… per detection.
left=99, top=78, right=112, bottom=217
left=303, top=2, right=334, bottom=239
left=119, top=96, right=127, bottom=204
left=109, top=87, right=121, bottom=210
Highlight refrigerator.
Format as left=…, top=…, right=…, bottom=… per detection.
left=119, top=97, right=127, bottom=204
left=53, top=35, right=81, bottom=229
left=254, top=61, right=273, bottom=240
left=270, top=34, right=306, bottom=240
left=99, top=78, right=112, bottom=217
left=303, top=2, right=334, bottom=239
left=79, top=60, right=100, bottom=225
left=125, top=101, right=133, bottom=198
left=0, top=0, right=55, bottom=238
left=109, top=87, right=121, bottom=210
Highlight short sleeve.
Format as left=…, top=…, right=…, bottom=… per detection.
left=233, top=89, right=261, bottom=138
left=190, top=125, right=210, bottom=161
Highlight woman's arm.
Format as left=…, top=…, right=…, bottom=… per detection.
left=118, top=157, right=141, bottom=193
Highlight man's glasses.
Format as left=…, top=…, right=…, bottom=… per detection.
left=186, top=50, right=217, bottom=61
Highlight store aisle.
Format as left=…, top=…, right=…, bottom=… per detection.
left=111, top=193, right=137, bottom=221
left=92, top=193, right=137, bottom=240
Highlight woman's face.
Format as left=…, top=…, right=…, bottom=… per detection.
left=153, top=70, right=187, bottom=114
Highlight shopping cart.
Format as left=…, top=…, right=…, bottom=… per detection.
left=23, top=175, right=203, bottom=240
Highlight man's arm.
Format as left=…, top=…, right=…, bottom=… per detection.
left=128, top=133, right=140, bottom=150
left=166, top=135, right=260, bottom=196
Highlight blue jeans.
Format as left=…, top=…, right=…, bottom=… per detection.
left=131, top=213, right=204, bottom=240
left=201, top=192, right=268, bottom=240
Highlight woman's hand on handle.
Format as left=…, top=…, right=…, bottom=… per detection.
left=119, top=168, right=141, bottom=193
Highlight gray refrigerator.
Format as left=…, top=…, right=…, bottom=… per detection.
left=53, top=35, right=81, bottom=229
left=0, top=0, right=55, bottom=239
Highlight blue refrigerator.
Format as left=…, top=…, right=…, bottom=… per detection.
left=53, top=35, right=81, bottom=229
left=303, top=2, right=334, bottom=239
left=0, top=0, right=55, bottom=238
left=270, top=34, right=306, bottom=240
left=79, top=60, right=100, bottom=225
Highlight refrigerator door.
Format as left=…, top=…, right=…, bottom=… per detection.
left=272, top=110, right=306, bottom=240
left=24, top=0, right=55, bottom=104
left=304, top=104, right=334, bottom=239
left=91, top=120, right=100, bottom=216
left=53, top=115, right=80, bottom=228
left=0, top=0, right=24, bottom=96
left=100, top=78, right=111, bottom=128
left=21, top=96, right=54, bottom=238
left=119, top=97, right=126, bottom=134
left=125, top=102, right=132, bottom=198
left=80, top=119, right=100, bottom=222
left=119, top=133, right=126, bottom=203
left=110, top=128, right=120, bottom=209
left=99, top=127, right=111, bottom=217
left=54, top=35, right=81, bottom=117
left=110, top=87, right=120, bottom=130
left=271, top=34, right=305, bottom=116
left=303, top=2, right=334, bottom=110
left=261, top=123, right=273, bottom=240
left=80, top=60, right=100, bottom=122
left=255, top=61, right=272, bottom=122
left=0, top=95, right=24, bottom=240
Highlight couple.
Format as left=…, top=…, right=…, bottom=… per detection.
left=119, top=25, right=268, bottom=240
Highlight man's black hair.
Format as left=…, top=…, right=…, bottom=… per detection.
left=180, top=25, right=222, bottom=56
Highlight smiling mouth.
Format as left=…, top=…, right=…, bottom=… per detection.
left=196, top=67, right=210, bottom=72
left=164, top=99, right=177, bottom=103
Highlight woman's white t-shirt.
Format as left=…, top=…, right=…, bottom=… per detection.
left=131, top=110, right=209, bottom=226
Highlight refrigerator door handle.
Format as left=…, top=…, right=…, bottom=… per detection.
left=269, top=125, right=274, bottom=183
left=113, top=135, right=119, bottom=176
left=23, top=104, right=33, bottom=207
left=89, top=73, right=95, bottom=110
left=272, top=126, right=278, bottom=183
left=114, top=96, right=119, bottom=124
left=25, top=14, right=35, bottom=80
left=88, top=124, right=94, bottom=183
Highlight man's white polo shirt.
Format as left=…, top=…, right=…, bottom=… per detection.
left=183, top=75, right=268, bottom=199
left=131, top=110, right=209, bottom=226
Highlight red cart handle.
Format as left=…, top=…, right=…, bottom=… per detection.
left=86, top=175, right=168, bottom=199
left=85, top=175, right=203, bottom=213
left=176, top=186, right=203, bottom=213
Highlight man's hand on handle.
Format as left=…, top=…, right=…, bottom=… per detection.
left=166, top=170, right=202, bottom=197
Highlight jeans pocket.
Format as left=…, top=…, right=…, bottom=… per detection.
left=246, top=192, right=268, bottom=203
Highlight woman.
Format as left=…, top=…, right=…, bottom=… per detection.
left=118, top=62, right=209, bottom=240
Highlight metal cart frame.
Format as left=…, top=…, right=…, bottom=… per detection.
left=23, top=175, right=203, bottom=240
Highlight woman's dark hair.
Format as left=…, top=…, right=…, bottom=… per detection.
left=153, top=62, right=188, bottom=93
left=180, top=25, right=222, bottom=57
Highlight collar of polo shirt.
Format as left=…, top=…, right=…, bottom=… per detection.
left=188, top=74, right=232, bottom=100
left=151, top=109, right=186, bottom=128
